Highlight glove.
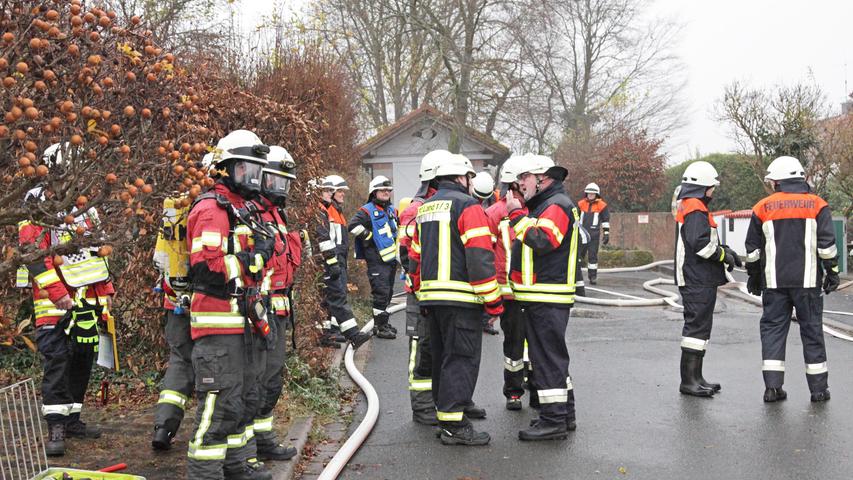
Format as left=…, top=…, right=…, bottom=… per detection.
left=746, top=273, right=764, bottom=296
left=823, top=273, right=839, bottom=295
left=235, top=251, right=263, bottom=280
left=720, top=246, right=741, bottom=272
left=325, top=262, right=341, bottom=281
left=602, top=231, right=610, bottom=245
left=253, top=236, right=276, bottom=264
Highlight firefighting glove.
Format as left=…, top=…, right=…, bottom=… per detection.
left=602, top=230, right=610, bottom=245
left=745, top=262, right=764, bottom=296
left=823, top=261, right=840, bottom=295
left=720, top=246, right=741, bottom=272
left=253, top=236, right=276, bottom=264
left=235, top=251, right=263, bottom=280
left=325, top=262, right=342, bottom=281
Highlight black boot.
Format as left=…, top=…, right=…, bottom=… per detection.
left=224, top=460, right=273, bottom=480
left=151, top=425, right=173, bottom=451
left=413, top=409, right=438, bottom=425
left=519, top=419, right=568, bottom=441
left=810, top=389, right=830, bottom=402
left=763, top=387, right=787, bottom=402
left=464, top=404, right=486, bottom=419
left=346, top=330, right=372, bottom=350
left=46, top=422, right=65, bottom=457
left=374, top=323, right=396, bottom=339
left=588, top=269, right=597, bottom=285
left=319, top=331, right=341, bottom=349
left=506, top=395, right=522, bottom=411
left=258, top=443, right=298, bottom=461
left=328, top=326, right=346, bottom=343
left=438, top=423, right=490, bottom=446
left=529, top=417, right=577, bottom=431
left=679, top=350, right=714, bottom=397
left=66, top=419, right=102, bottom=439
left=696, top=352, right=721, bottom=392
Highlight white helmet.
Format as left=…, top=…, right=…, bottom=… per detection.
left=201, top=152, right=215, bottom=170
left=212, top=129, right=269, bottom=167
left=499, top=155, right=526, bottom=184
left=516, top=154, right=568, bottom=180
left=267, top=146, right=296, bottom=179
left=321, top=174, right=349, bottom=191
left=434, top=153, right=475, bottom=178
left=681, top=161, right=719, bottom=187
left=584, top=183, right=600, bottom=195
left=764, top=156, right=805, bottom=181
left=369, top=175, right=393, bottom=195
left=420, top=149, right=452, bottom=181
left=472, top=171, right=495, bottom=199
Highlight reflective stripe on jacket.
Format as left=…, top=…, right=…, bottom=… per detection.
left=674, top=197, right=726, bottom=287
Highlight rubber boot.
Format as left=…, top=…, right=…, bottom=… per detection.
left=439, top=423, right=491, bottom=446
left=518, top=419, right=568, bottom=441
left=810, top=390, right=830, bottom=402
left=679, top=350, right=714, bottom=397
left=464, top=404, right=486, bottom=419
left=258, top=443, right=297, bottom=461
left=66, top=418, right=102, bottom=439
left=588, top=269, right=597, bottom=285
left=151, top=425, right=173, bottom=451
left=763, top=387, right=787, bottom=402
left=46, top=422, right=65, bottom=457
left=696, top=352, right=721, bottom=392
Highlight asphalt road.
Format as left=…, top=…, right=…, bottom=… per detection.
left=335, top=272, right=853, bottom=480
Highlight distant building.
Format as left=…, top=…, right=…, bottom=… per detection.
left=357, top=105, right=510, bottom=204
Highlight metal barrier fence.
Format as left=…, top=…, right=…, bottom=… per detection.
left=1, top=378, right=48, bottom=480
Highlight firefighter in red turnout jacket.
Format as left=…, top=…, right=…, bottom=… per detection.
left=745, top=156, right=839, bottom=403
left=576, top=183, right=610, bottom=284
left=398, top=151, right=443, bottom=425
left=20, top=143, right=113, bottom=456
left=410, top=152, right=502, bottom=446
left=349, top=175, right=399, bottom=340
left=505, top=155, right=580, bottom=442
left=674, top=161, right=740, bottom=398
left=186, top=130, right=276, bottom=480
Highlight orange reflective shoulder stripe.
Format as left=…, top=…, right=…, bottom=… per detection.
left=326, top=204, right=347, bottom=225
left=675, top=198, right=708, bottom=223
left=754, top=193, right=827, bottom=222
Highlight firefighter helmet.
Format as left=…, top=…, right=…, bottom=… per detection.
left=321, top=174, right=349, bottom=191
left=420, top=150, right=452, bottom=181
left=584, top=183, right=600, bottom=195
left=267, top=146, right=296, bottom=179
left=262, top=146, right=297, bottom=206
left=764, top=156, right=805, bottom=181
left=434, top=153, right=475, bottom=178
left=369, top=175, right=393, bottom=195
left=211, top=130, right=269, bottom=197
left=499, top=155, right=526, bottom=184
left=472, top=171, right=495, bottom=200
left=516, top=155, right=568, bottom=180
left=681, top=161, right=719, bottom=187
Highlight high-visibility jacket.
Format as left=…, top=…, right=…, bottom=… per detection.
left=398, top=188, right=436, bottom=294
left=410, top=181, right=503, bottom=316
left=18, top=208, right=114, bottom=327
left=745, top=185, right=837, bottom=289
left=187, top=183, right=262, bottom=339
left=485, top=197, right=527, bottom=300
left=314, top=199, right=348, bottom=269
left=350, top=201, right=398, bottom=264
left=674, top=196, right=726, bottom=287
left=577, top=197, right=610, bottom=234
left=508, top=182, right=579, bottom=306
left=256, top=197, right=302, bottom=317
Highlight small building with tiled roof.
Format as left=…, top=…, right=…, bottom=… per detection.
left=357, top=105, right=510, bottom=204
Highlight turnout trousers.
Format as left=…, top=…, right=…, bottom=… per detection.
left=678, top=286, right=717, bottom=355
left=320, top=255, right=357, bottom=334
left=367, top=260, right=397, bottom=323
left=36, top=323, right=96, bottom=426
left=155, top=309, right=194, bottom=435
left=521, top=303, right=574, bottom=425
left=253, top=310, right=289, bottom=449
left=760, top=288, right=828, bottom=393
left=406, top=293, right=434, bottom=413
left=501, top=300, right=526, bottom=399
left=427, top=305, right=482, bottom=426
left=584, top=234, right=601, bottom=279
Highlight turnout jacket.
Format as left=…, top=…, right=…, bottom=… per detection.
left=187, top=183, right=262, bottom=339
left=745, top=182, right=837, bottom=289
left=409, top=180, right=503, bottom=316
left=257, top=197, right=302, bottom=317
left=674, top=194, right=727, bottom=287
left=485, top=197, right=528, bottom=300
left=577, top=197, right=610, bottom=234
left=508, top=182, right=580, bottom=307
left=398, top=188, right=436, bottom=294
left=349, top=201, right=398, bottom=264
left=314, top=199, right=348, bottom=270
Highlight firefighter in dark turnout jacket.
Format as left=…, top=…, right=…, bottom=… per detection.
left=410, top=153, right=503, bottom=446
left=577, top=183, right=610, bottom=284
left=745, top=156, right=839, bottom=403
left=349, top=175, right=399, bottom=340
left=398, top=151, right=443, bottom=425
left=185, top=130, right=276, bottom=480
left=505, top=155, right=579, bottom=442
left=314, top=175, right=371, bottom=349
left=674, top=161, right=740, bottom=398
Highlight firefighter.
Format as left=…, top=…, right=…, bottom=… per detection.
left=251, top=146, right=303, bottom=461
left=504, top=155, right=579, bottom=441
left=472, top=171, right=498, bottom=208
left=151, top=191, right=194, bottom=451
left=22, top=143, right=114, bottom=456
left=576, top=183, right=610, bottom=284
left=485, top=155, right=528, bottom=410
left=673, top=161, right=739, bottom=398
left=410, top=153, right=502, bottom=446
left=745, top=156, right=839, bottom=403
left=349, top=175, right=399, bottom=340
left=315, top=175, right=371, bottom=348
left=185, top=130, right=276, bottom=480
left=398, top=150, right=444, bottom=425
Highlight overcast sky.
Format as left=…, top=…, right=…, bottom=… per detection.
left=239, top=1, right=852, bottom=164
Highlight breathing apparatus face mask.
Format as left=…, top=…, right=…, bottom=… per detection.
left=227, top=160, right=265, bottom=198
left=262, top=171, right=292, bottom=207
